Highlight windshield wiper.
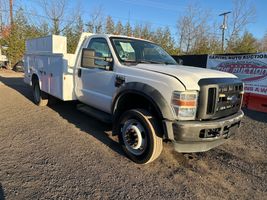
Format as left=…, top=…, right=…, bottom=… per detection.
left=137, top=60, right=166, bottom=64
left=138, top=60, right=176, bottom=65
left=122, top=60, right=175, bottom=65
left=164, top=62, right=176, bottom=65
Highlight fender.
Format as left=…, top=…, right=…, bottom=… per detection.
left=112, top=82, right=175, bottom=121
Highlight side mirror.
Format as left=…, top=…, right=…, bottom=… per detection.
left=81, top=48, right=113, bottom=70
left=177, top=59, right=183, bottom=65
left=81, top=48, right=96, bottom=68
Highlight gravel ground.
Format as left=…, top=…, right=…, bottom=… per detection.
left=0, top=69, right=266, bottom=200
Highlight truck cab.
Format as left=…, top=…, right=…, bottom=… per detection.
left=24, top=33, right=244, bottom=164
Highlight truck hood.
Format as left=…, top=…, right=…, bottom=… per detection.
left=135, top=64, right=237, bottom=90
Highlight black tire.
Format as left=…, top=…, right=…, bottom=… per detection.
left=116, top=109, right=163, bottom=164
left=32, top=80, right=48, bottom=106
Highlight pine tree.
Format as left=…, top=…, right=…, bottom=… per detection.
left=124, top=22, right=132, bottom=36
left=141, top=24, right=152, bottom=40
left=133, top=24, right=142, bottom=38
left=64, top=16, right=84, bottom=53
left=227, top=31, right=258, bottom=53
left=63, top=25, right=75, bottom=53
left=1, top=8, right=59, bottom=67
left=105, top=16, right=115, bottom=34
left=154, top=26, right=178, bottom=54
left=115, top=21, right=123, bottom=35
left=5, top=8, right=41, bottom=67
left=151, top=27, right=163, bottom=44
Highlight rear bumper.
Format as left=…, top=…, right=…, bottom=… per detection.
left=164, top=110, right=244, bottom=153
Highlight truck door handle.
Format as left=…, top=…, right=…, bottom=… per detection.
left=78, top=68, right=82, bottom=77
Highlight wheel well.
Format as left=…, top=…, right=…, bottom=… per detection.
left=113, top=92, right=164, bottom=136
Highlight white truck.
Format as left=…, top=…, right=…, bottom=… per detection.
left=24, top=33, right=244, bottom=164
left=0, top=48, right=8, bottom=68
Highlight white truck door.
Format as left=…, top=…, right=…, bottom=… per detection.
left=76, top=37, right=116, bottom=113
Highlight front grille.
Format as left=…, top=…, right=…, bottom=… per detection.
left=216, top=84, right=243, bottom=111
left=197, top=78, right=243, bottom=120
left=211, top=83, right=243, bottom=119
left=206, top=88, right=216, bottom=114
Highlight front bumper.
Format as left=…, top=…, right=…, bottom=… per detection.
left=164, top=110, right=244, bottom=153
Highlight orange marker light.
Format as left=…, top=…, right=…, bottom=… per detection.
left=172, top=99, right=196, bottom=107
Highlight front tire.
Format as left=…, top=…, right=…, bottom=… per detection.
left=116, top=109, right=163, bottom=164
left=32, top=80, right=48, bottom=106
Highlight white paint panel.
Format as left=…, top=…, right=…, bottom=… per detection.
left=24, top=33, right=79, bottom=101
left=26, top=35, right=67, bottom=54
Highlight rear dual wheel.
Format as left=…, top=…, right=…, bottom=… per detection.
left=32, top=80, right=48, bottom=106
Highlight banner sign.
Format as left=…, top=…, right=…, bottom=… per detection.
left=207, top=53, right=267, bottom=96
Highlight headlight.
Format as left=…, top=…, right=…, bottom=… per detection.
left=171, top=91, right=198, bottom=120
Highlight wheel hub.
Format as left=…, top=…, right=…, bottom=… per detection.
left=121, top=119, right=147, bottom=156
left=125, top=125, right=143, bottom=149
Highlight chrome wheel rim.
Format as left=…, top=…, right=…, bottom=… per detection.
left=121, top=119, right=147, bottom=156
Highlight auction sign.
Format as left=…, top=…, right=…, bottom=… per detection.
left=207, top=53, right=267, bottom=96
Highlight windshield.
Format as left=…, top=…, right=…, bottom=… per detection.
left=110, top=37, right=177, bottom=65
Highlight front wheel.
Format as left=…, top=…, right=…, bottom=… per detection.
left=32, top=80, right=48, bottom=106
left=116, top=109, right=163, bottom=164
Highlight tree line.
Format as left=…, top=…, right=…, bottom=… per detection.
left=0, top=0, right=267, bottom=67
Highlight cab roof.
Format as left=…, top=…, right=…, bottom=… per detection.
left=87, top=33, right=153, bottom=43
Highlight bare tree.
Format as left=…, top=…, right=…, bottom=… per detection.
left=176, top=4, right=211, bottom=54
left=226, top=0, right=256, bottom=50
left=40, top=0, right=80, bottom=35
left=86, top=6, right=104, bottom=34
left=0, top=0, right=10, bottom=29
left=258, top=32, right=267, bottom=52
